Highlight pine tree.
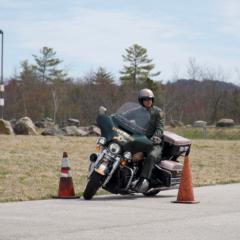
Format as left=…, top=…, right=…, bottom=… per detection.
left=19, top=60, right=38, bottom=83
left=32, top=47, right=68, bottom=83
left=93, top=67, right=114, bottom=85
left=120, top=44, right=160, bottom=88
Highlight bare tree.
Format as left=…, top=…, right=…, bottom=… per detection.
left=52, top=90, right=59, bottom=123
left=235, top=67, right=240, bottom=85
left=187, top=57, right=201, bottom=80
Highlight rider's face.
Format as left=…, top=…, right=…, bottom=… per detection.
left=143, top=98, right=153, bottom=109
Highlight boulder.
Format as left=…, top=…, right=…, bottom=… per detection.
left=10, top=119, right=17, bottom=128
left=0, top=119, right=14, bottom=135
left=193, top=120, right=207, bottom=128
left=79, top=125, right=101, bottom=136
left=35, top=118, right=55, bottom=128
left=67, top=118, right=80, bottom=127
left=63, top=126, right=88, bottom=136
left=216, top=119, right=235, bottom=127
left=14, top=117, right=37, bottom=135
left=45, top=117, right=53, bottom=122
left=35, top=121, right=46, bottom=128
left=88, top=125, right=101, bottom=136
left=41, top=128, right=65, bottom=136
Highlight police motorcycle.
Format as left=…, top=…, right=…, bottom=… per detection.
left=83, top=102, right=191, bottom=200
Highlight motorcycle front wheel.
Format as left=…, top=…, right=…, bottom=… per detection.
left=83, top=171, right=105, bottom=200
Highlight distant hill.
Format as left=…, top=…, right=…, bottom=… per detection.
left=166, top=79, right=239, bottom=91
left=163, top=79, right=240, bottom=124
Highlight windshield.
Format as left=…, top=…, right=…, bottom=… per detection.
left=113, top=102, right=150, bottom=134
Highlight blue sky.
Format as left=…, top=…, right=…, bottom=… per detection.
left=1, top=0, right=240, bottom=83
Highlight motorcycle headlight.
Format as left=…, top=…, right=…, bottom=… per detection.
left=108, top=143, right=121, bottom=155
left=97, top=137, right=107, bottom=146
left=123, top=151, right=132, bottom=161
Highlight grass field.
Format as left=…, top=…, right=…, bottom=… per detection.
left=170, top=126, right=240, bottom=140
left=0, top=134, right=240, bottom=202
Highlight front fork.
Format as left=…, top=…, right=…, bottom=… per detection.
left=88, top=149, right=121, bottom=187
left=102, top=157, right=121, bottom=187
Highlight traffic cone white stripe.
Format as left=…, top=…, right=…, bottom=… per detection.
left=61, top=157, right=70, bottom=168
left=60, top=172, right=72, bottom=178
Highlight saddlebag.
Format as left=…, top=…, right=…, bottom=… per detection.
left=153, top=160, right=183, bottom=187
left=152, top=165, right=172, bottom=187
left=162, top=131, right=191, bottom=160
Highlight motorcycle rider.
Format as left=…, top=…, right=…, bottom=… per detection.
left=134, top=88, right=165, bottom=193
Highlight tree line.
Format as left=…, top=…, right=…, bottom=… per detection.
left=3, top=45, right=240, bottom=125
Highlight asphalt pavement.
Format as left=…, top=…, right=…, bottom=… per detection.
left=0, top=183, right=240, bottom=240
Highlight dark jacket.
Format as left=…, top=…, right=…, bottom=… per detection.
left=145, top=106, right=164, bottom=139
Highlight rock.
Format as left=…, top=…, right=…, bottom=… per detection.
left=63, top=126, right=88, bottom=136
left=67, top=118, right=80, bottom=127
left=10, top=119, right=17, bottom=128
left=14, top=117, right=37, bottom=135
left=41, top=128, right=65, bottom=136
left=88, top=125, right=101, bottom=136
left=35, top=118, right=55, bottom=128
left=45, top=117, right=53, bottom=122
left=79, top=125, right=101, bottom=136
left=216, top=119, right=235, bottom=127
left=193, top=120, right=207, bottom=128
left=0, top=119, right=14, bottom=135
left=35, top=121, right=46, bottom=128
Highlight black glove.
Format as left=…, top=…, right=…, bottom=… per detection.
left=151, top=136, right=162, bottom=144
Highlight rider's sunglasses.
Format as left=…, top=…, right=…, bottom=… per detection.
left=142, top=97, right=153, bottom=101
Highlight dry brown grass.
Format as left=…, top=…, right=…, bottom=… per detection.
left=0, top=135, right=239, bottom=202
left=190, top=139, right=240, bottom=186
left=0, top=135, right=96, bottom=202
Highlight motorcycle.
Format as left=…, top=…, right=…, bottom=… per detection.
left=83, top=102, right=191, bottom=200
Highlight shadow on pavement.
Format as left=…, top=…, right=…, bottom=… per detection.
left=79, top=193, right=176, bottom=201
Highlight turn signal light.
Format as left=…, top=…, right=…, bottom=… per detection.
left=120, top=159, right=127, bottom=167
left=96, top=145, right=102, bottom=152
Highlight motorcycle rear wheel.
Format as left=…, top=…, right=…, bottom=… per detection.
left=83, top=171, right=105, bottom=200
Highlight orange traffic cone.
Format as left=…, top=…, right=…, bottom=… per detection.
left=172, top=155, right=199, bottom=204
left=54, top=152, right=78, bottom=199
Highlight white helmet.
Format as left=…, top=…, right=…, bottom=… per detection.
left=138, top=88, right=154, bottom=105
